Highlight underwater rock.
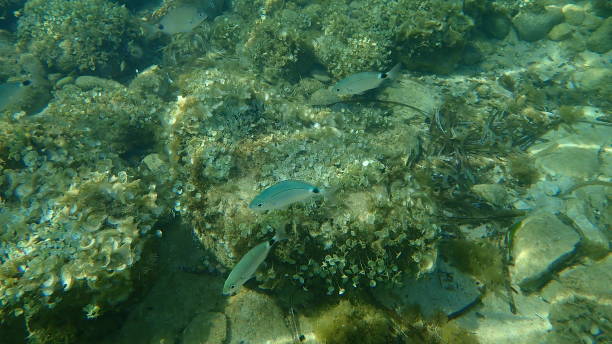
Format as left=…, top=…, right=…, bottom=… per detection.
left=512, top=7, right=563, bottom=42
left=170, top=66, right=440, bottom=296
left=482, top=13, right=512, bottom=39
left=455, top=292, right=553, bottom=344
left=224, top=289, right=289, bottom=344
left=182, top=311, right=227, bottom=344
left=548, top=23, right=573, bottom=41
left=99, top=222, right=225, bottom=344
left=143, top=153, right=166, bottom=172
left=75, top=75, right=123, bottom=91
left=311, top=299, right=394, bottom=344
left=586, top=17, right=612, bottom=53
left=540, top=255, right=612, bottom=343
left=128, top=65, right=169, bottom=97
left=533, top=144, right=600, bottom=179
left=471, top=183, right=508, bottom=207
left=581, top=12, right=604, bottom=30
left=547, top=295, right=612, bottom=344
left=373, top=260, right=482, bottom=319
left=564, top=196, right=609, bottom=257
left=17, top=0, right=141, bottom=75
left=562, top=4, right=585, bottom=26
left=542, top=254, right=612, bottom=304
left=510, top=212, right=581, bottom=292
left=572, top=67, right=612, bottom=95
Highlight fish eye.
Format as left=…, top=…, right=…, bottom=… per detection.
left=257, top=203, right=263, bottom=207
left=312, top=188, right=320, bottom=194
left=335, top=88, right=340, bottom=92
left=157, top=24, right=164, bottom=30
left=230, top=284, right=236, bottom=289
left=21, top=80, right=32, bottom=86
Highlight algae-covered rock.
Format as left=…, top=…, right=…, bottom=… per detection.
left=17, top=0, right=142, bottom=74
left=548, top=22, right=573, bottom=41
left=471, top=183, right=509, bottom=206
left=534, top=144, right=601, bottom=179
left=0, top=71, right=169, bottom=342
left=562, top=4, right=585, bottom=26
left=75, top=75, right=124, bottom=91
left=164, top=65, right=444, bottom=296
left=312, top=299, right=394, bottom=344
left=182, top=311, right=227, bottom=344
left=572, top=67, right=612, bottom=100
left=586, top=17, right=612, bottom=53
left=227, top=0, right=484, bottom=78
left=224, top=290, right=289, bottom=343
left=482, top=12, right=512, bottom=39
left=512, top=7, right=563, bottom=42
left=374, top=260, right=482, bottom=319
left=541, top=255, right=612, bottom=344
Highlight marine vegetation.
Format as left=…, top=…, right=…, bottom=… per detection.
left=0, top=0, right=610, bottom=343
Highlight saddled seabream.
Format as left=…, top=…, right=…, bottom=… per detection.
left=0, top=80, right=31, bottom=112
left=157, top=5, right=207, bottom=34
left=222, top=227, right=288, bottom=296
left=249, top=180, right=321, bottom=212
left=330, top=63, right=401, bottom=97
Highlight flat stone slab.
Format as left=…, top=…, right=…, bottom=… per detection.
left=224, top=289, right=292, bottom=344
left=374, top=260, right=482, bottom=319
left=182, top=311, right=227, bottom=344
left=511, top=212, right=581, bottom=292
left=543, top=254, right=612, bottom=304
left=456, top=292, right=552, bottom=344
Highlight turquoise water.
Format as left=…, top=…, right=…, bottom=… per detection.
left=0, top=0, right=610, bottom=343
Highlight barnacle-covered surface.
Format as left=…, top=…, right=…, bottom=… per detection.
left=0, top=0, right=611, bottom=343
left=0, top=66, right=169, bottom=342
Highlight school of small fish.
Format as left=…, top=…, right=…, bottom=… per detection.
left=223, top=180, right=322, bottom=295
left=224, top=64, right=403, bottom=295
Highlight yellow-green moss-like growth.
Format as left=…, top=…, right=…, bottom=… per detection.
left=440, top=239, right=505, bottom=289
left=558, top=105, right=584, bottom=125
left=313, top=299, right=394, bottom=344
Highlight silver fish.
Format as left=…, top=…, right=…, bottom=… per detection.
left=222, top=228, right=287, bottom=296
left=330, top=63, right=401, bottom=97
left=0, top=80, right=30, bottom=112
left=249, top=180, right=321, bottom=212
left=157, top=5, right=207, bottom=34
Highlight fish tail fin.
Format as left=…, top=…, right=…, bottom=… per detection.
left=320, top=186, right=339, bottom=206
left=386, top=63, right=402, bottom=80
